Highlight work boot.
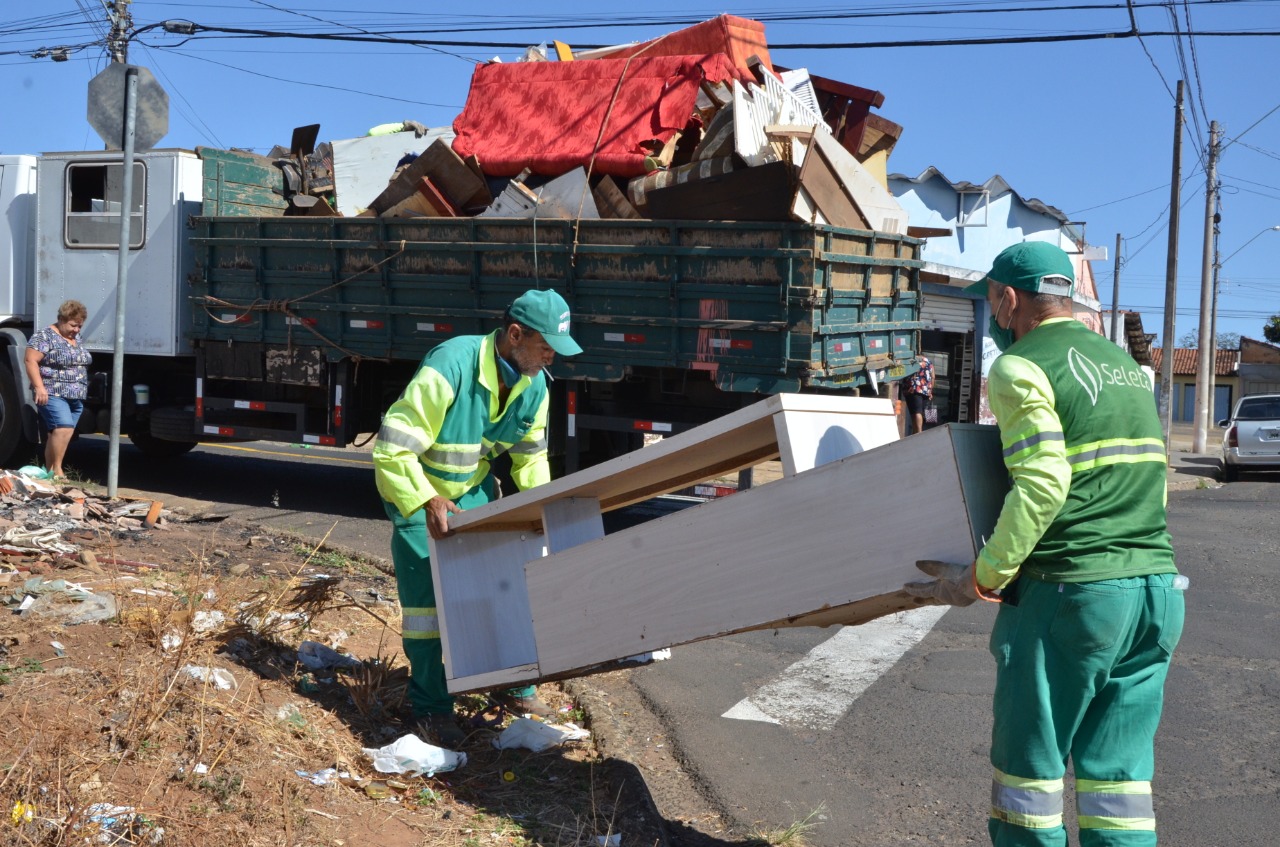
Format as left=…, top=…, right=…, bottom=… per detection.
left=413, top=712, right=466, bottom=748
left=492, top=690, right=555, bottom=718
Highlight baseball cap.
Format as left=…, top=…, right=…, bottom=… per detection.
left=509, top=289, right=583, bottom=356
left=964, top=242, right=1075, bottom=298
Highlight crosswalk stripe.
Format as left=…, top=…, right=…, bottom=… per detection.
left=721, top=607, right=949, bottom=730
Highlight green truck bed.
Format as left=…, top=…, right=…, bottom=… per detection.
left=190, top=216, right=923, bottom=392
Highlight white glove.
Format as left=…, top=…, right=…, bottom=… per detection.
left=904, top=560, right=980, bottom=607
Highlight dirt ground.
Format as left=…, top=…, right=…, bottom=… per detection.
left=0, top=490, right=746, bottom=847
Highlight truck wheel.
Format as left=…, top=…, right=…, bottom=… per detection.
left=0, top=364, right=37, bottom=466
left=129, top=427, right=198, bottom=458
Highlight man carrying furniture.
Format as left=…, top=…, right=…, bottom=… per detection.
left=904, top=242, right=1186, bottom=846
left=374, top=289, right=583, bottom=746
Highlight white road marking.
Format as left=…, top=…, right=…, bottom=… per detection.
left=721, top=606, right=949, bottom=730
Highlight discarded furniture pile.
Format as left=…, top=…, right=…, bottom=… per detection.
left=206, top=14, right=908, bottom=232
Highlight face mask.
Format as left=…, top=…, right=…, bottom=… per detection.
left=497, top=353, right=523, bottom=388
left=988, top=291, right=1015, bottom=352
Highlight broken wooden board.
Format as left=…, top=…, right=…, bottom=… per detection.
left=446, top=394, right=898, bottom=538
left=330, top=129, right=453, bottom=215
left=480, top=168, right=598, bottom=219
left=591, top=175, right=642, bottom=220
left=409, top=138, right=492, bottom=211
left=639, top=159, right=794, bottom=222
left=429, top=395, right=998, bottom=694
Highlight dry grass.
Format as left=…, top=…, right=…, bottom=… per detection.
left=0, top=526, right=653, bottom=847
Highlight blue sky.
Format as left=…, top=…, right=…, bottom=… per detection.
left=4, top=1, right=1278, bottom=348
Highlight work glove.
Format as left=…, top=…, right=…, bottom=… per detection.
left=903, top=560, right=980, bottom=607
left=402, top=119, right=428, bottom=137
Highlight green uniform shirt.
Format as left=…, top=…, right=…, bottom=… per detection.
left=976, top=318, right=1176, bottom=589
left=373, top=330, right=551, bottom=518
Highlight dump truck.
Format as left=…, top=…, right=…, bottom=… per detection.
left=0, top=146, right=924, bottom=474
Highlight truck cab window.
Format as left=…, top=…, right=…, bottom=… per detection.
left=65, top=162, right=145, bottom=248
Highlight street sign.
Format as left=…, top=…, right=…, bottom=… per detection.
left=88, top=63, right=168, bottom=151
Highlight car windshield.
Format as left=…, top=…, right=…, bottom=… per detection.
left=1235, top=399, right=1280, bottom=420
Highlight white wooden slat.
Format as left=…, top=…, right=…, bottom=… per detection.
left=733, top=82, right=780, bottom=167
left=773, top=405, right=898, bottom=474
left=778, top=69, right=825, bottom=123
left=761, top=74, right=828, bottom=133
left=542, top=497, right=605, bottom=553
left=430, top=529, right=545, bottom=680
left=524, top=424, right=1005, bottom=680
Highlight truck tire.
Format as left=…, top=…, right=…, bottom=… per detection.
left=0, top=365, right=38, bottom=466
left=129, top=427, right=198, bottom=458
left=147, top=406, right=200, bottom=442
left=129, top=406, right=198, bottom=458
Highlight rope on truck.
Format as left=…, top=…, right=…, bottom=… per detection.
left=197, top=240, right=409, bottom=363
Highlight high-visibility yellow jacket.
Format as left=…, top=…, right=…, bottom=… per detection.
left=977, top=318, right=1176, bottom=590
left=373, top=330, right=550, bottom=518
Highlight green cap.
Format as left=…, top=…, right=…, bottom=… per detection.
left=964, top=242, right=1075, bottom=298
left=509, top=289, right=583, bottom=356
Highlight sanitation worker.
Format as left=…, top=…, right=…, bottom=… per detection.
left=373, top=289, right=583, bottom=746
left=904, top=241, right=1185, bottom=846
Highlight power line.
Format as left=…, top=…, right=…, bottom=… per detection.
left=163, top=48, right=462, bottom=109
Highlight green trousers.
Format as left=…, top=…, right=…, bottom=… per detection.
left=383, top=478, right=535, bottom=717
left=988, top=573, right=1185, bottom=847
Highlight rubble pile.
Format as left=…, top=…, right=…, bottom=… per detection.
left=220, top=14, right=909, bottom=233
left=0, top=471, right=181, bottom=621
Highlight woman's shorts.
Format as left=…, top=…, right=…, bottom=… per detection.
left=38, top=396, right=84, bottom=431
left=904, top=392, right=929, bottom=416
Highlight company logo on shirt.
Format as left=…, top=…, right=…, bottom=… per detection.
left=1068, top=347, right=1154, bottom=406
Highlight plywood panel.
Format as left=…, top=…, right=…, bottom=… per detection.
left=524, top=424, right=1004, bottom=679
left=430, top=530, right=545, bottom=680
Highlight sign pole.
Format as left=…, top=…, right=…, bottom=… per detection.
left=107, top=66, right=139, bottom=499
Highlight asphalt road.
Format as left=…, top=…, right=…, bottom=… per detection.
left=60, top=435, right=1280, bottom=845
left=619, top=481, right=1280, bottom=846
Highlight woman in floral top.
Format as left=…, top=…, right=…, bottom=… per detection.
left=24, top=299, right=93, bottom=479
left=903, top=354, right=934, bottom=435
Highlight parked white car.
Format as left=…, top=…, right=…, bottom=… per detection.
left=1219, top=394, right=1280, bottom=482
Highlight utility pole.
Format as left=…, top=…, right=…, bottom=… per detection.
left=1192, top=121, right=1220, bottom=453
left=1110, top=233, right=1122, bottom=343
left=1208, top=217, right=1221, bottom=424
left=1158, top=81, right=1184, bottom=450
left=105, top=0, right=132, bottom=63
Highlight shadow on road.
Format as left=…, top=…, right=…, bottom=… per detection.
left=63, top=436, right=385, bottom=521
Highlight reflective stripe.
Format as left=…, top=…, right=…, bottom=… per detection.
left=1077, top=779, right=1155, bottom=827
left=1078, top=815, right=1157, bottom=832
left=425, top=445, right=484, bottom=468
left=508, top=437, right=548, bottom=455
left=402, top=607, right=440, bottom=640
left=990, top=770, right=1064, bottom=830
left=377, top=424, right=430, bottom=456
left=1002, top=430, right=1065, bottom=460
left=1067, top=438, right=1166, bottom=471
left=992, top=783, right=1063, bottom=817
left=1076, top=779, right=1152, bottom=795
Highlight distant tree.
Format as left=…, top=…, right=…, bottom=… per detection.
left=1177, top=330, right=1240, bottom=349
left=1266, top=315, right=1280, bottom=344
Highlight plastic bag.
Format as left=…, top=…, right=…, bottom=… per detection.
left=492, top=717, right=590, bottom=752
left=363, top=734, right=466, bottom=777
left=923, top=402, right=939, bottom=425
